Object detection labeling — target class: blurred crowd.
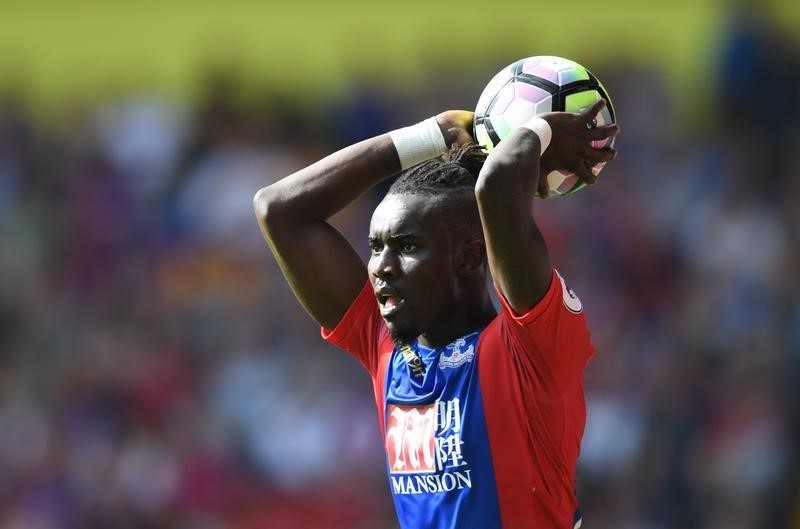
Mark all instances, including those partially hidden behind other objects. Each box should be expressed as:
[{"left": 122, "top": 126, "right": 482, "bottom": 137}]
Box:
[{"left": 1, "top": 7, "right": 799, "bottom": 529}]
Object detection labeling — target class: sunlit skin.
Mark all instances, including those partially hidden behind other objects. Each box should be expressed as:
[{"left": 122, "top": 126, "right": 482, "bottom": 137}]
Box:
[
  {"left": 254, "top": 100, "right": 619, "bottom": 528},
  {"left": 255, "top": 102, "right": 618, "bottom": 335},
  {"left": 368, "top": 194, "right": 496, "bottom": 348}
]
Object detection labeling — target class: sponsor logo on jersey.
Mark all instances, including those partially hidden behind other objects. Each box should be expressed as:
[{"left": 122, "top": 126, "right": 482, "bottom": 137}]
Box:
[
  {"left": 390, "top": 469, "right": 473, "bottom": 495},
  {"left": 386, "top": 403, "right": 437, "bottom": 473},
  {"left": 438, "top": 338, "right": 475, "bottom": 370},
  {"left": 399, "top": 343, "right": 426, "bottom": 380},
  {"left": 556, "top": 270, "right": 583, "bottom": 314},
  {"left": 386, "top": 398, "right": 473, "bottom": 495}
]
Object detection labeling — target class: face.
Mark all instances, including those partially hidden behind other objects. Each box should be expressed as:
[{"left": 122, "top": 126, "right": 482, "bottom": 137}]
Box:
[{"left": 368, "top": 194, "right": 461, "bottom": 346}]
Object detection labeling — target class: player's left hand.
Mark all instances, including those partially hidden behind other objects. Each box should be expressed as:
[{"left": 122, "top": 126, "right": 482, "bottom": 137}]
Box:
[
  {"left": 539, "top": 99, "right": 619, "bottom": 194},
  {"left": 435, "top": 110, "right": 475, "bottom": 148}
]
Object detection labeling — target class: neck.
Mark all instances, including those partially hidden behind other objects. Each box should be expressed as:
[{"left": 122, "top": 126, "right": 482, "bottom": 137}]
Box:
[{"left": 417, "top": 290, "right": 496, "bottom": 349}]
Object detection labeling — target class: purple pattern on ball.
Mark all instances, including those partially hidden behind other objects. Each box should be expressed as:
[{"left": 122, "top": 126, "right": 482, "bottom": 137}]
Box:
[
  {"left": 514, "top": 82, "right": 550, "bottom": 104},
  {"left": 591, "top": 162, "right": 606, "bottom": 176},
  {"left": 556, "top": 172, "right": 578, "bottom": 194},
  {"left": 523, "top": 65, "right": 559, "bottom": 84}
]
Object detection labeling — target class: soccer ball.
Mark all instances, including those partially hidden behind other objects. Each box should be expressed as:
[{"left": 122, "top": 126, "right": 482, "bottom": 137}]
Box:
[{"left": 474, "top": 56, "right": 616, "bottom": 198}]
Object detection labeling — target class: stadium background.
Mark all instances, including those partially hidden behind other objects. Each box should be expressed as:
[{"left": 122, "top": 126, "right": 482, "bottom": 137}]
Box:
[{"left": 1, "top": 0, "right": 798, "bottom": 527}]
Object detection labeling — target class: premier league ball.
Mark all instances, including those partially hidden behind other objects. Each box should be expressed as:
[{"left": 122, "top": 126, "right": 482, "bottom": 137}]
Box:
[{"left": 474, "top": 56, "right": 616, "bottom": 198}]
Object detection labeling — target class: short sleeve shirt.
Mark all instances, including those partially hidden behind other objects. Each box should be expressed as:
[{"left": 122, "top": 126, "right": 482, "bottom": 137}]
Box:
[{"left": 322, "top": 269, "right": 593, "bottom": 529}]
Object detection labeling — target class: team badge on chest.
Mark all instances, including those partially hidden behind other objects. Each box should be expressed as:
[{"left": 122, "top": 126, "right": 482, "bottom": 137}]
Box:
[{"left": 438, "top": 338, "right": 475, "bottom": 369}]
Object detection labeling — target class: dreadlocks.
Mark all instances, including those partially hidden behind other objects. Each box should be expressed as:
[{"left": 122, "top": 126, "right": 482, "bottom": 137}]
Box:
[
  {"left": 387, "top": 142, "right": 488, "bottom": 243},
  {"left": 389, "top": 142, "right": 487, "bottom": 195}
]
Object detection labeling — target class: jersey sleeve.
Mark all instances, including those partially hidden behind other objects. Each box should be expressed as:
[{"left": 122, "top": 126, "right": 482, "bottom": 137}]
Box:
[
  {"left": 494, "top": 268, "right": 594, "bottom": 393},
  {"left": 321, "top": 280, "right": 386, "bottom": 377}
]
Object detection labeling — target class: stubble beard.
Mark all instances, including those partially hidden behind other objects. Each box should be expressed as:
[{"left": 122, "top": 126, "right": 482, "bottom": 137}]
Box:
[{"left": 388, "top": 322, "right": 419, "bottom": 349}]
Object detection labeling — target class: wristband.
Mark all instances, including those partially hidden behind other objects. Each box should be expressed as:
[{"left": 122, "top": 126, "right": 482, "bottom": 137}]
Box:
[
  {"left": 520, "top": 117, "right": 552, "bottom": 155},
  {"left": 389, "top": 117, "right": 448, "bottom": 170}
]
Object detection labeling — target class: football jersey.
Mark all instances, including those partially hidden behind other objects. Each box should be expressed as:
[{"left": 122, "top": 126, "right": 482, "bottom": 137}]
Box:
[{"left": 322, "top": 269, "right": 593, "bottom": 529}]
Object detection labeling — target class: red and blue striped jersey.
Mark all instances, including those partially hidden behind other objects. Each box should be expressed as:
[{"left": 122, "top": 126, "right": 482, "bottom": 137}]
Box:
[{"left": 322, "top": 269, "right": 593, "bottom": 529}]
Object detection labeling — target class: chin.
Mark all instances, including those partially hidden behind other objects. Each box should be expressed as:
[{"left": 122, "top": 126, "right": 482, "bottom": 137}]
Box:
[{"left": 387, "top": 321, "right": 419, "bottom": 348}]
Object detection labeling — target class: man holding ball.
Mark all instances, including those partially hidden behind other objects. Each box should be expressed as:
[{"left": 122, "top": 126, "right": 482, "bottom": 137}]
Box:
[{"left": 254, "top": 100, "right": 618, "bottom": 528}]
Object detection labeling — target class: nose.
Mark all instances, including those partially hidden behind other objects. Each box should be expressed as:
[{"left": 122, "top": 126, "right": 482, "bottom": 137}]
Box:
[{"left": 371, "top": 247, "right": 400, "bottom": 280}]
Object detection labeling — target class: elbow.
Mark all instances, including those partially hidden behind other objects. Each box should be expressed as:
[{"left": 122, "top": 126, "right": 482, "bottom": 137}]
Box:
[
  {"left": 474, "top": 159, "right": 511, "bottom": 201},
  {"left": 253, "top": 185, "right": 270, "bottom": 223},
  {"left": 475, "top": 132, "right": 539, "bottom": 201},
  {"left": 253, "top": 184, "right": 286, "bottom": 229}
]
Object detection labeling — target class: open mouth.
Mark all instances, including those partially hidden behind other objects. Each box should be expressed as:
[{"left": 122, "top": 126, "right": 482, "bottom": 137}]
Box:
[{"left": 377, "top": 293, "right": 406, "bottom": 318}]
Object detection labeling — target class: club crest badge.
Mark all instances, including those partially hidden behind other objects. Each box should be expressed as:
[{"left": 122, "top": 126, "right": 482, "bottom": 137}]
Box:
[{"left": 438, "top": 338, "right": 475, "bottom": 369}]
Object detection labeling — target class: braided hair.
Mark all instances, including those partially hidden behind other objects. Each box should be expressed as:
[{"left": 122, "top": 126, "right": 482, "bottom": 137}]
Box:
[
  {"left": 387, "top": 143, "right": 488, "bottom": 243},
  {"left": 389, "top": 142, "right": 487, "bottom": 195}
]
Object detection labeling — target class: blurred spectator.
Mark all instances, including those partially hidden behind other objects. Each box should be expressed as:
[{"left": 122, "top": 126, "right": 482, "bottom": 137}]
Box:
[{"left": 0, "top": 7, "right": 797, "bottom": 527}]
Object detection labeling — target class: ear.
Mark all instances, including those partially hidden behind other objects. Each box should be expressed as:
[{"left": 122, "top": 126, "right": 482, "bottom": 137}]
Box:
[{"left": 457, "top": 240, "right": 486, "bottom": 276}]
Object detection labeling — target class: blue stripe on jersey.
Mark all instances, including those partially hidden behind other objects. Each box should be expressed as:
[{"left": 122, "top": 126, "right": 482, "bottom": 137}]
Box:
[{"left": 384, "top": 331, "right": 502, "bottom": 529}]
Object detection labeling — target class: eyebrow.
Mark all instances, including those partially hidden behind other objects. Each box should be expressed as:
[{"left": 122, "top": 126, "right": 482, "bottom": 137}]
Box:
[{"left": 367, "top": 233, "right": 418, "bottom": 243}]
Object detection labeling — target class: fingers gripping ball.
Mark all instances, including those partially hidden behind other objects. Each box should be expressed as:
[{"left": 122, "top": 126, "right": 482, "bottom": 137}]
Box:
[{"left": 474, "top": 56, "right": 616, "bottom": 198}]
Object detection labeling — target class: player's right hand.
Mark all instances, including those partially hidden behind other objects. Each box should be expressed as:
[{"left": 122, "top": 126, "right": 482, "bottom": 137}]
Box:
[
  {"left": 435, "top": 110, "right": 475, "bottom": 148},
  {"left": 539, "top": 99, "right": 619, "bottom": 186}
]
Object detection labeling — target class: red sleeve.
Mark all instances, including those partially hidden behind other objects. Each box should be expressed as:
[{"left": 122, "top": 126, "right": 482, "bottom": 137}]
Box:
[
  {"left": 494, "top": 268, "right": 594, "bottom": 393},
  {"left": 321, "top": 280, "right": 386, "bottom": 377}
]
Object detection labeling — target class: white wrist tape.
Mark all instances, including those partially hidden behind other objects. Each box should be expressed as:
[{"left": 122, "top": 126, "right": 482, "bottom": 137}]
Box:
[
  {"left": 389, "top": 117, "right": 448, "bottom": 170},
  {"left": 520, "top": 117, "right": 552, "bottom": 155}
]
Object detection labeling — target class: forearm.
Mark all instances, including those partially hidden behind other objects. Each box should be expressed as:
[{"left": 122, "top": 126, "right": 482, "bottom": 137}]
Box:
[
  {"left": 475, "top": 126, "right": 552, "bottom": 313},
  {"left": 252, "top": 115, "right": 456, "bottom": 328},
  {"left": 254, "top": 113, "right": 455, "bottom": 225},
  {"left": 476, "top": 106, "right": 617, "bottom": 314},
  {"left": 250, "top": 134, "right": 397, "bottom": 328},
  {"left": 254, "top": 134, "right": 399, "bottom": 224}
]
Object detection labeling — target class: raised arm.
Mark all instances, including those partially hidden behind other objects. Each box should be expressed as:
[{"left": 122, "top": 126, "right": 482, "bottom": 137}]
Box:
[
  {"left": 474, "top": 100, "right": 619, "bottom": 314},
  {"left": 253, "top": 112, "right": 473, "bottom": 329}
]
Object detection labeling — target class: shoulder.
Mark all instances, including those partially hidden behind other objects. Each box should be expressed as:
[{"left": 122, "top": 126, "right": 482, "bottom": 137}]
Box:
[
  {"left": 492, "top": 268, "right": 584, "bottom": 327},
  {"left": 479, "top": 267, "right": 591, "bottom": 354}
]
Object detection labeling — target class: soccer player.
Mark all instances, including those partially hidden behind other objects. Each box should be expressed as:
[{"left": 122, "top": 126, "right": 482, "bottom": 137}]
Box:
[{"left": 253, "top": 100, "right": 618, "bottom": 529}]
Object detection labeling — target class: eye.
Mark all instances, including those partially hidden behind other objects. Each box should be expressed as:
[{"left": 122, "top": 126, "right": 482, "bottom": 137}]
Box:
[
  {"left": 400, "top": 243, "right": 417, "bottom": 253},
  {"left": 369, "top": 241, "right": 383, "bottom": 254}
]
